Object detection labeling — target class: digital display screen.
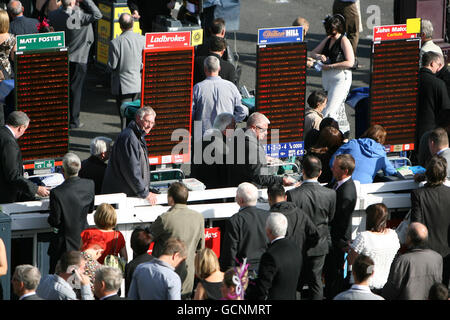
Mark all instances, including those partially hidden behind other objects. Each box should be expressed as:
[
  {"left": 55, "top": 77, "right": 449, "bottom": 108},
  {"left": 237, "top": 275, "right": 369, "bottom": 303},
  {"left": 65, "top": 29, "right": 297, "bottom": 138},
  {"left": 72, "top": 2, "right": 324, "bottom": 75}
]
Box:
[
  {"left": 370, "top": 39, "right": 419, "bottom": 146},
  {"left": 15, "top": 50, "right": 69, "bottom": 161},
  {"left": 256, "top": 42, "right": 307, "bottom": 153},
  {"left": 141, "top": 48, "right": 193, "bottom": 161}
]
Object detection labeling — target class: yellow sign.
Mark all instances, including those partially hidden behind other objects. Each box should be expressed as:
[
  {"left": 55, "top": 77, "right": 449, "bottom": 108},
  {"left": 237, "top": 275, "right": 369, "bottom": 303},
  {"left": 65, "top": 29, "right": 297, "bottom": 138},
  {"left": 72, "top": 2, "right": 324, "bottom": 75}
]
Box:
[
  {"left": 406, "top": 18, "right": 421, "bottom": 34},
  {"left": 115, "top": 7, "right": 132, "bottom": 20},
  {"left": 98, "top": 3, "right": 112, "bottom": 18},
  {"left": 113, "top": 22, "right": 142, "bottom": 39},
  {"left": 191, "top": 29, "right": 203, "bottom": 46},
  {"left": 97, "top": 19, "right": 111, "bottom": 65}
]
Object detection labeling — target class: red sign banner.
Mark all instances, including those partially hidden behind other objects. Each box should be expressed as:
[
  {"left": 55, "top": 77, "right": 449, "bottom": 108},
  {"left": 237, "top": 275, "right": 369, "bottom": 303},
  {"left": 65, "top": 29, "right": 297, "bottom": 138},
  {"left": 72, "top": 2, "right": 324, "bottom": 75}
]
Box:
[
  {"left": 373, "top": 24, "right": 417, "bottom": 42},
  {"left": 145, "top": 31, "right": 191, "bottom": 49}
]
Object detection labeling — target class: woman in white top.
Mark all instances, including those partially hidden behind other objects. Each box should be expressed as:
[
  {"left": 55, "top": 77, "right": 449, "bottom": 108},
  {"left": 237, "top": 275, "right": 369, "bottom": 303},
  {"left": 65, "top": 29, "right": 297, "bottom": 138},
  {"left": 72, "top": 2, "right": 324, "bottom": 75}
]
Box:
[{"left": 348, "top": 203, "right": 400, "bottom": 292}]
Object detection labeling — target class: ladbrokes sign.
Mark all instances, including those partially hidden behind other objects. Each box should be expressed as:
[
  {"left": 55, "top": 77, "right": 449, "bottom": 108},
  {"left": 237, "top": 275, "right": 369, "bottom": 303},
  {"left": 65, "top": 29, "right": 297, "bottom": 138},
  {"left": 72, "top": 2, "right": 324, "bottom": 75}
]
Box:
[{"left": 145, "top": 31, "right": 191, "bottom": 49}]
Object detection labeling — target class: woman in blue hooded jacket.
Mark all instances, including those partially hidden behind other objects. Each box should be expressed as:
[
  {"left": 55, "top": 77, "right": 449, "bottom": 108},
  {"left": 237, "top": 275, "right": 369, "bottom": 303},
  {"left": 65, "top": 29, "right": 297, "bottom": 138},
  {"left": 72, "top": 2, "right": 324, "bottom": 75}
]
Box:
[{"left": 330, "top": 125, "right": 397, "bottom": 184}]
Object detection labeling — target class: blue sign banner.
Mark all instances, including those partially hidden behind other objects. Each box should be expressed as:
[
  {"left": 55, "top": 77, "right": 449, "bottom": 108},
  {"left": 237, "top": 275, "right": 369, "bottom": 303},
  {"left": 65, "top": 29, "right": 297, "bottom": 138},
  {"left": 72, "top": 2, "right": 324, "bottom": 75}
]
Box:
[
  {"left": 265, "top": 141, "right": 304, "bottom": 158},
  {"left": 258, "top": 26, "right": 304, "bottom": 45}
]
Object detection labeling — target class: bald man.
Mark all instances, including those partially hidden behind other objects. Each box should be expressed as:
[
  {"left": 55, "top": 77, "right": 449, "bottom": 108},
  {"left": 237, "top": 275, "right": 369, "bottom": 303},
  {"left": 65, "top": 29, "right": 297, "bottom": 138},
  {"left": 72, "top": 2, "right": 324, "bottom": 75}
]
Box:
[{"left": 382, "top": 223, "right": 443, "bottom": 300}]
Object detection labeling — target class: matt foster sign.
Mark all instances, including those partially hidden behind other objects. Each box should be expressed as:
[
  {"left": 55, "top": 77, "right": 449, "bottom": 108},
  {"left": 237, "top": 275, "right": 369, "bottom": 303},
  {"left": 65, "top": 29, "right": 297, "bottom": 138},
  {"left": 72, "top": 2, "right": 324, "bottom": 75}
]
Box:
[{"left": 145, "top": 31, "right": 191, "bottom": 49}]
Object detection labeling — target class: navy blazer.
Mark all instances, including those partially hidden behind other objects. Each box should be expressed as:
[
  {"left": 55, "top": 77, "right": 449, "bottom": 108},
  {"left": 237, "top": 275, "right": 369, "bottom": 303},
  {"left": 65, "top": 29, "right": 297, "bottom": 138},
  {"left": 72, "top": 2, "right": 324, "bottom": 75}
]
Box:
[{"left": 9, "top": 16, "right": 39, "bottom": 35}]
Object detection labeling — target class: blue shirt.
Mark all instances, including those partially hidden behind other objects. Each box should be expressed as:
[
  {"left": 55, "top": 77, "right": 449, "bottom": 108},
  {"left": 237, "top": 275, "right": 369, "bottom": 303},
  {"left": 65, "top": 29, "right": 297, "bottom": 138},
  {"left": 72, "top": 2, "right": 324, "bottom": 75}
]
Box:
[
  {"left": 192, "top": 76, "right": 248, "bottom": 135},
  {"left": 128, "top": 258, "right": 181, "bottom": 300}
]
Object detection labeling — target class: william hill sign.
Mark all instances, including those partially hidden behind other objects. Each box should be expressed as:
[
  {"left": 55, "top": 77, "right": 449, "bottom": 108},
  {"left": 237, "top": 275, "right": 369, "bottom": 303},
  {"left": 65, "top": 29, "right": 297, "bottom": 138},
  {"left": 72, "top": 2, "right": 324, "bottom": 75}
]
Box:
[{"left": 258, "top": 26, "right": 304, "bottom": 45}]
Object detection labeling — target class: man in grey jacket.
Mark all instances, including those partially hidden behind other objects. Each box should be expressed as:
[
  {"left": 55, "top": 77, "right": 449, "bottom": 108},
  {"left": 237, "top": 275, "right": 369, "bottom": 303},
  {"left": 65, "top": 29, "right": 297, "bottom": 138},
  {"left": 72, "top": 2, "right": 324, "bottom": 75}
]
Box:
[
  {"left": 48, "top": 0, "right": 102, "bottom": 129},
  {"left": 382, "top": 223, "right": 443, "bottom": 300},
  {"left": 101, "top": 106, "right": 158, "bottom": 205},
  {"left": 108, "top": 13, "right": 145, "bottom": 129}
]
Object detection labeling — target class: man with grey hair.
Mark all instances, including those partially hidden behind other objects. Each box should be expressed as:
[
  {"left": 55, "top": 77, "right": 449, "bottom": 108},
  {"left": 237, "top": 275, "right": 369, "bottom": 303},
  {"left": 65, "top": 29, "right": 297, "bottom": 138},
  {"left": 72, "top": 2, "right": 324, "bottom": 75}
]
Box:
[
  {"left": 219, "top": 182, "right": 270, "bottom": 275},
  {"left": 48, "top": 0, "right": 102, "bottom": 129},
  {"left": 192, "top": 55, "right": 247, "bottom": 136},
  {"left": 108, "top": 12, "right": 145, "bottom": 130},
  {"left": 79, "top": 136, "right": 112, "bottom": 194},
  {"left": 102, "top": 106, "right": 158, "bottom": 205},
  {"left": 11, "top": 264, "right": 43, "bottom": 300},
  {"left": 420, "top": 19, "right": 443, "bottom": 66},
  {"left": 0, "top": 111, "right": 50, "bottom": 203},
  {"left": 246, "top": 212, "right": 303, "bottom": 300},
  {"left": 7, "top": 0, "right": 39, "bottom": 35},
  {"left": 227, "top": 112, "right": 297, "bottom": 188},
  {"left": 47, "top": 152, "right": 95, "bottom": 273},
  {"left": 191, "top": 112, "right": 236, "bottom": 189},
  {"left": 382, "top": 222, "right": 443, "bottom": 300},
  {"left": 94, "top": 266, "right": 124, "bottom": 300}
]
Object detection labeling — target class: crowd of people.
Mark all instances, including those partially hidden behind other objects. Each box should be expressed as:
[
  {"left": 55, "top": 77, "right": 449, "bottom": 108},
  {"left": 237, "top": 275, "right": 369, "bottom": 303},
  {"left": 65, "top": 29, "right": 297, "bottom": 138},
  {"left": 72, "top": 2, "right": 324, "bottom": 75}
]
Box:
[{"left": 0, "top": 0, "right": 449, "bottom": 302}]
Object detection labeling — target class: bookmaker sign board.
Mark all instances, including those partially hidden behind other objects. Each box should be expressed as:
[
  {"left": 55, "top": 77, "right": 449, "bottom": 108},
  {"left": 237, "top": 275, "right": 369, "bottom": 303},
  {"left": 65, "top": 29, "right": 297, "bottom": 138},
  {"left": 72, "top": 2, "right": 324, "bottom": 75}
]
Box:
[
  {"left": 17, "top": 32, "right": 65, "bottom": 52},
  {"left": 373, "top": 24, "right": 417, "bottom": 42},
  {"left": 258, "top": 26, "right": 303, "bottom": 45},
  {"left": 145, "top": 31, "right": 191, "bottom": 49}
]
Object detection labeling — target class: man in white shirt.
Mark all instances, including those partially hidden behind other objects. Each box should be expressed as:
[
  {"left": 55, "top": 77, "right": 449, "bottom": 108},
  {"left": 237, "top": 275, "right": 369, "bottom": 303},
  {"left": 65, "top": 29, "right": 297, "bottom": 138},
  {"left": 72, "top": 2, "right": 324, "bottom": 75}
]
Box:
[
  {"left": 11, "top": 264, "right": 44, "bottom": 300},
  {"left": 420, "top": 19, "right": 443, "bottom": 66},
  {"left": 334, "top": 254, "right": 384, "bottom": 300},
  {"left": 37, "top": 251, "right": 94, "bottom": 300}
]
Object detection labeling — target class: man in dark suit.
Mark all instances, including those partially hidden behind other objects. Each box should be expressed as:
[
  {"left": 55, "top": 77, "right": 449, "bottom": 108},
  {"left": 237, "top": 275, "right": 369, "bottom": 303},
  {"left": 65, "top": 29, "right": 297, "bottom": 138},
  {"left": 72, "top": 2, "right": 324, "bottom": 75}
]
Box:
[
  {"left": 246, "top": 212, "right": 302, "bottom": 300},
  {"left": 127, "top": 0, "right": 175, "bottom": 34},
  {"left": 7, "top": 0, "right": 38, "bottom": 35},
  {"left": 227, "top": 112, "right": 297, "bottom": 188},
  {"left": 190, "top": 112, "right": 236, "bottom": 189},
  {"left": 193, "top": 36, "right": 237, "bottom": 86},
  {"left": 94, "top": 266, "right": 126, "bottom": 300},
  {"left": 416, "top": 51, "right": 450, "bottom": 150},
  {"left": 411, "top": 155, "right": 450, "bottom": 288},
  {"left": 267, "top": 183, "right": 319, "bottom": 266},
  {"left": 47, "top": 152, "right": 95, "bottom": 274},
  {"left": 219, "top": 182, "right": 270, "bottom": 276},
  {"left": 0, "top": 111, "right": 49, "bottom": 203},
  {"left": 124, "top": 227, "right": 154, "bottom": 296},
  {"left": 78, "top": 136, "right": 112, "bottom": 194},
  {"left": 324, "top": 153, "right": 357, "bottom": 299},
  {"left": 12, "top": 264, "right": 44, "bottom": 300},
  {"left": 48, "top": 0, "right": 102, "bottom": 129},
  {"left": 286, "top": 154, "right": 336, "bottom": 300}
]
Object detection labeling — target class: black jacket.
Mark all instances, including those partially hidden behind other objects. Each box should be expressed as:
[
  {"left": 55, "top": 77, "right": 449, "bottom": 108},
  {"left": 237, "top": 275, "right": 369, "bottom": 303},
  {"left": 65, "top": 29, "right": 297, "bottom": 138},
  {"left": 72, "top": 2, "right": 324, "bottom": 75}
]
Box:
[
  {"left": 79, "top": 155, "right": 107, "bottom": 195},
  {"left": 219, "top": 206, "right": 270, "bottom": 273},
  {"left": 270, "top": 201, "right": 319, "bottom": 256},
  {"left": 247, "top": 238, "right": 302, "bottom": 300},
  {"left": 127, "top": 0, "right": 171, "bottom": 33},
  {"left": 47, "top": 176, "right": 95, "bottom": 261},
  {"left": 190, "top": 129, "right": 230, "bottom": 189},
  {"left": 411, "top": 184, "right": 450, "bottom": 258},
  {"left": 193, "top": 52, "right": 237, "bottom": 86},
  {"left": 0, "top": 126, "right": 38, "bottom": 203},
  {"left": 102, "top": 120, "right": 150, "bottom": 198},
  {"left": 226, "top": 128, "right": 283, "bottom": 188},
  {"left": 286, "top": 181, "right": 336, "bottom": 256},
  {"left": 417, "top": 67, "right": 450, "bottom": 145},
  {"left": 327, "top": 178, "right": 357, "bottom": 249}
]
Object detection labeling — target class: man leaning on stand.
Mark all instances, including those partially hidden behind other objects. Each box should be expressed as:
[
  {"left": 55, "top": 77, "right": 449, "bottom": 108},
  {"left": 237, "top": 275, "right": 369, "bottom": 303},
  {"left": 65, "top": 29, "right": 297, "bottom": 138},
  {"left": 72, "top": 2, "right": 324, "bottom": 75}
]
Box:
[{"left": 0, "top": 111, "right": 49, "bottom": 204}]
